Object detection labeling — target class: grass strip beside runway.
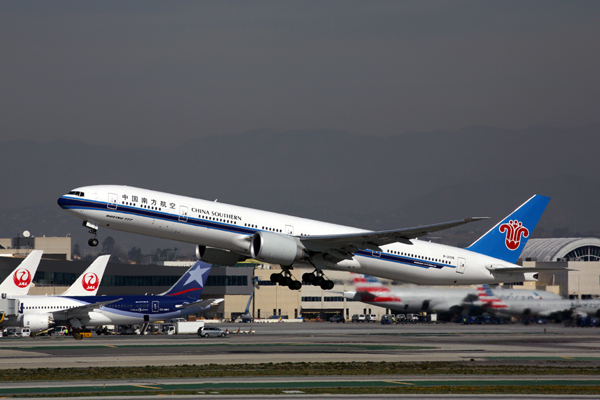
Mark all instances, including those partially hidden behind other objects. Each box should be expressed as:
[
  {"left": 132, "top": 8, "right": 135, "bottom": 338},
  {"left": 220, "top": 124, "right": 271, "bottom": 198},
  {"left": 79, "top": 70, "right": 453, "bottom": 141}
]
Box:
[{"left": 2, "top": 361, "right": 600, "bottom": 382}]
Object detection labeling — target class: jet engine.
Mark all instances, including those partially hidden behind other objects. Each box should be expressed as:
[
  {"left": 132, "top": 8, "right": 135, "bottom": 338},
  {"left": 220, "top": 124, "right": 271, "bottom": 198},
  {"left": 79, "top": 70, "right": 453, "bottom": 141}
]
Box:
[
  {"left": 196, "top": 245, "right": 245, "bottom": 266},
  {"left": 22, "top": 313, "right": 53, "bottom": 331},
  {"left": 250, "top": 231, "right": 306, "bottom": 265}
]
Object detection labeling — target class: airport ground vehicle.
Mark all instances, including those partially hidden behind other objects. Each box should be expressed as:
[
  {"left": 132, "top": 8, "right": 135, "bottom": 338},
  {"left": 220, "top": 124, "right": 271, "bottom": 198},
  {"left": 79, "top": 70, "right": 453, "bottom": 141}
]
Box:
[
  {"left": 381, "top": 315, "right": 395, "bottom": 324},
  {"left": 197, "top": 326, "right": 228, "bottom": 338},
  {"left": 351, "top": 314, "right": 366, "bottom": 322},
  {"left": 162, "top": 325, "right": 176, "bottom": 335},
  {"left": 54, "top": 326, "right": 69, "bottom": 336},
  {"left": 174, "top": 321, "right": 205, "bottom": 334},
  {"left": 329, "top": 315, "right": 345, "bottom": 323},
  {"left": 366, "top": 314, "right": 378, "bottom": 322}
]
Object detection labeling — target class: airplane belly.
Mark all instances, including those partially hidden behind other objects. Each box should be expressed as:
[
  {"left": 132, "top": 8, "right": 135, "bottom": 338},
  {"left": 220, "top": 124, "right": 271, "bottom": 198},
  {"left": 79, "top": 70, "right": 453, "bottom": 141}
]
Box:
[
  {"left": 80, "top": 312, "right": 116, "bottom": 326},
  {"left": 354, "top": 255, "right": 497, "bottom": 285}
]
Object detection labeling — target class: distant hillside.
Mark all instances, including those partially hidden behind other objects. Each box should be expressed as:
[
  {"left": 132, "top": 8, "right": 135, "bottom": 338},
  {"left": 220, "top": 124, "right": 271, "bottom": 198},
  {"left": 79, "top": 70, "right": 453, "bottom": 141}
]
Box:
[{"left": 1, "top": 124, "right": 599, "bottom": 253}]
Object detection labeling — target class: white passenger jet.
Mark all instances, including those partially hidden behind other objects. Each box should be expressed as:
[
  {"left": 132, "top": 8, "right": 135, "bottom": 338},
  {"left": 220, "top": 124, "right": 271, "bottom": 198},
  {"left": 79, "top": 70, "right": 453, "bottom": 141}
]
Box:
[
  {"left": 477, "top": 285, "right": 599, "bottom": 320},
  {"left": 58, "top": 185, "right": 562, "bottom": 290},
  {"left": 343, "top": 274, "right": 562, "bottom": 316}
]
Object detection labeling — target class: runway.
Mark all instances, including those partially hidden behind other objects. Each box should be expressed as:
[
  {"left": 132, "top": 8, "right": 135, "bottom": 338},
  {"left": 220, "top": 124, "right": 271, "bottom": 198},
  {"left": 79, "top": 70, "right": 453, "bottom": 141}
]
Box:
[
  {"left": 2, "top": 322, "right": 600, "bottom": 397},
  {"left": 1, "top": 322, "right": 600, "bottom": 368}
]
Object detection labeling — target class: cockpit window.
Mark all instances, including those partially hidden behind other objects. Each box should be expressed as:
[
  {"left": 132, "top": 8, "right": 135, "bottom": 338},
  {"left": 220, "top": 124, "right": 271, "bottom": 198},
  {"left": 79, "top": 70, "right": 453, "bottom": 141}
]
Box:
[{"left": 68, "top": 191, "right": 85, "bottom": 197}]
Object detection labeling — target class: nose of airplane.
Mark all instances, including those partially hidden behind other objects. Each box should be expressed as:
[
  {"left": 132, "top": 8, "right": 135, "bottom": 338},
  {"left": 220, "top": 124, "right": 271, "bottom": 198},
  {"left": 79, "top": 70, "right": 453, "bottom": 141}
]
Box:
[{"left": 57, "top": 196, "right": 69, "bottom": 209}]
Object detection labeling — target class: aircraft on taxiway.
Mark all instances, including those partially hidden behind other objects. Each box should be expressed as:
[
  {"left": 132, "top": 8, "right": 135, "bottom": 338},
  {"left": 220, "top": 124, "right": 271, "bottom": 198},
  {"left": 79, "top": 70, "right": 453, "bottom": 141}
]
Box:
[{"left": 58, "top": 185, "right": 568, "bottom": 290}]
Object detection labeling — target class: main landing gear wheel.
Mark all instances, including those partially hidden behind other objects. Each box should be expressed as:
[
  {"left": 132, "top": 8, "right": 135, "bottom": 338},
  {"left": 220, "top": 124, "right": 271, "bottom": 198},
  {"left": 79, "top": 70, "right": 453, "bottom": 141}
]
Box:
[
  {"left": 270, "top": 269, "right": 302, "bottom": 290},
  {"left": 88, "top": 238, "right": 99, "bottom": 247},
  {"left": 306, "top": 269, "right": 334, "bottom": 290}
]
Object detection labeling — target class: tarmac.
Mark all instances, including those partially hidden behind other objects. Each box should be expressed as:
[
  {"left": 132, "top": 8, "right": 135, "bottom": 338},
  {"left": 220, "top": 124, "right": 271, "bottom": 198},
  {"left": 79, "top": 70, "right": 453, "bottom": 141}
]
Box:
[
  {"left": 1, "top": 322, "right": 600, "bottom": 368},
  {"left": 1, "top": 322, "right": 600, "bottom": 398}
]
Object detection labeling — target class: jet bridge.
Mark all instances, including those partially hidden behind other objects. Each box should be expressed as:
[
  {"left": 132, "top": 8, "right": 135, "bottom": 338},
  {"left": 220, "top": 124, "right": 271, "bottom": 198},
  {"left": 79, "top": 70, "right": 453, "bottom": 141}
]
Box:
[{"left": 0, "top": 295, "right": 19, "bottom": 323}]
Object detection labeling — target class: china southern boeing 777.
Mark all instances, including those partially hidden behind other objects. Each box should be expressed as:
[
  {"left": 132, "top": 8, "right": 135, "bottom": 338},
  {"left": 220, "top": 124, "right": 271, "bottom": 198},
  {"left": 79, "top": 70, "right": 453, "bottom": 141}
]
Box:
[{"left": 58, "top": 185, "right": 562, "bottom": 290}]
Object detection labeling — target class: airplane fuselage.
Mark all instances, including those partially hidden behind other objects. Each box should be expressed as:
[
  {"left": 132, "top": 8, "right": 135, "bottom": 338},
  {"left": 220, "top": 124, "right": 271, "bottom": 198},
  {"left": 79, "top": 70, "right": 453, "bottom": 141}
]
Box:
[
  {"left": 58, "top": 185, "right": 537, "bottom": 286},
  {"left": 0, "top": 294, "right": 208, "bottom": 330},
  {"left": 347, "top": 286, "right": 562, "bottom": 314}
]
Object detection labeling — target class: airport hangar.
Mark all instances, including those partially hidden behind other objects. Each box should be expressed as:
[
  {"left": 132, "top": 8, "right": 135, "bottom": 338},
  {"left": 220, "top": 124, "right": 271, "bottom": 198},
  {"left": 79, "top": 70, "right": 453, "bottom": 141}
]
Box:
[{"left": 1, "top": 235, "right": 600, "bottom": 321}]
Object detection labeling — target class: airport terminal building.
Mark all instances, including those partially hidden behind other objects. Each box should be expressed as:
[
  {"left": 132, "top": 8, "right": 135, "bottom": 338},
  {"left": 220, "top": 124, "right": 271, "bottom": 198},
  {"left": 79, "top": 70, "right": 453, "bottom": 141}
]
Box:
[{"left": 2, "top": 235, "right": 600, "bottom": 320}]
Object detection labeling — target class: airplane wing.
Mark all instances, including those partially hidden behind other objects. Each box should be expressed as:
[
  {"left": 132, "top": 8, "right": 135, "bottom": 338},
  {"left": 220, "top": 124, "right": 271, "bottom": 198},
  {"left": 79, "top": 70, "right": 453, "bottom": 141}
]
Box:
[
  {"left": 537, "top": 308, "right": 571, "bottom": 317},
  {"left": 52, "top": 298, "right": 122, "bottom": 320},
  {"left": 175, "top": 298, "right": 224, "bottom": 310},
  {"left": 299, "top": 217, "right": 488, "bottom": 255}
]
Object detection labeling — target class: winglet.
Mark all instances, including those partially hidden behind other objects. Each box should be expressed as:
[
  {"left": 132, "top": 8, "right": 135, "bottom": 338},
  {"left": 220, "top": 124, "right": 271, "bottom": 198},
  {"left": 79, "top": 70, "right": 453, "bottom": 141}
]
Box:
[{"left": 467, "top": 195, "right": 550, "bottom": 263}]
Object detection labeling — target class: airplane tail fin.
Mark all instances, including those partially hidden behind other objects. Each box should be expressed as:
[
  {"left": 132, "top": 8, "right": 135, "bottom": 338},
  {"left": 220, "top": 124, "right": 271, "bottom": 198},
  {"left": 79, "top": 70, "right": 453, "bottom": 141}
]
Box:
[
  {"left": 476, "top": 284, "right": 508, "bottom": 310},
  {"left": 466, "top": 195, "right": 550, "bottom": 263},
  {"left": 0, "top": 250, "right": 43, "bottom": 296},
  {"left": 351, "top": 273, "right": 401, "bottom": 302},
  {"left": 60, "top": 255, "right": 110, "bottom": 296},
  {"left": 160, "top": 260, "right": 213, "bottom": 300}
]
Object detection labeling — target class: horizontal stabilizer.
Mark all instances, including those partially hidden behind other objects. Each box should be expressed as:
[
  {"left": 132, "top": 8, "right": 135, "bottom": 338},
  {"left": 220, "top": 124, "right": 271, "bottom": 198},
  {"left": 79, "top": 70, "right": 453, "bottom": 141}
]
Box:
[
  {"left": 486, "top": 266, "right": 576, "bottom": 273},
  {"left": 175, "top": 298, "right": 224, "bottom": 309}
]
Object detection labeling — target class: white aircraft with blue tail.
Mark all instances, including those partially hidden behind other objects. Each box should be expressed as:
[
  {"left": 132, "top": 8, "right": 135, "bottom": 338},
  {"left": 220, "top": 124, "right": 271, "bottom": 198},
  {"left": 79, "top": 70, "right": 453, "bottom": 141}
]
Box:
[{"left": 58, "top": 185, "right": 567, "bottom": 290}]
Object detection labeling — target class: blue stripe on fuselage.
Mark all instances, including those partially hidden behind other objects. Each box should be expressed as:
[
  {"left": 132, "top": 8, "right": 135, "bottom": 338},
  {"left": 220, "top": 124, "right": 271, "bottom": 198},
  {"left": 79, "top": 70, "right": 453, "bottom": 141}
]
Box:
[
  {"left": 60, "top": 196, "right": 454, "bottom": 271},
  {"left": 58, "top": 196, "right": 256, "bottom": 236},
  {"left": 354, "top": 250, "right": 453, "bottom": 270}
]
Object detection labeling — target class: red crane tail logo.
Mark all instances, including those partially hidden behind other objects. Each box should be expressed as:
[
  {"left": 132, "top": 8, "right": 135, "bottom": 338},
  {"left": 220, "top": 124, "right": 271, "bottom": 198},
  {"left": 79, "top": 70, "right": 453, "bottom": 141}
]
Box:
[
  {"left": 82, "top": 272, "right": 99, "bottom": 291},
  {"left": 13, "top": 269, "right": 32, "bottom": 288}
]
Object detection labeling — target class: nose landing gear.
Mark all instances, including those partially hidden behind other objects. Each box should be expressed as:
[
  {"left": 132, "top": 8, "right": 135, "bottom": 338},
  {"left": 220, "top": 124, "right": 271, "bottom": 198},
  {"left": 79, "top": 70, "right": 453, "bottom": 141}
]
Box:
[{"left": 83, "top": 221, "right": 99, "bottom": 247}]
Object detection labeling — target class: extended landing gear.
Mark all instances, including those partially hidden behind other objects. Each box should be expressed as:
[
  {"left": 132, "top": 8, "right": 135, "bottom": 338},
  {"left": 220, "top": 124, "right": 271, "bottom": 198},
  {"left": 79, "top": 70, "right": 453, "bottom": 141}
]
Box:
[
  {"left": 303, "top": 270, "right": 334, "bottom": 290},
  {"left": 270, "top": 268, "right": 335, "bottom": 291},
  {"left": 83, "top": 221, "right": 99, "bottom": 247},
  {"left": 270, "top": 269, "right": 302, "bottom": 290}
]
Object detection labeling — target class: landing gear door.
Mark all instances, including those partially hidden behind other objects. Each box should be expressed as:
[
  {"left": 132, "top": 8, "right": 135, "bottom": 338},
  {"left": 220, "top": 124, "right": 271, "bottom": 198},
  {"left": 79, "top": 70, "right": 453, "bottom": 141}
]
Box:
[
  {"left": 456, "top": 257, "right": 466, "bottom": 274},
  {"left": 108, "top": 193, "right": 118, "bottom": 210}
]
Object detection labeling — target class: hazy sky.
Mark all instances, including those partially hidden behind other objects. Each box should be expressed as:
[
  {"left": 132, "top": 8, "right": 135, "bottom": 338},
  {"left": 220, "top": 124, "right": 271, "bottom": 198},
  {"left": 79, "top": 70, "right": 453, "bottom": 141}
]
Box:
[{"left": 1, "top": 1, "right": 599, "bottom": 148}]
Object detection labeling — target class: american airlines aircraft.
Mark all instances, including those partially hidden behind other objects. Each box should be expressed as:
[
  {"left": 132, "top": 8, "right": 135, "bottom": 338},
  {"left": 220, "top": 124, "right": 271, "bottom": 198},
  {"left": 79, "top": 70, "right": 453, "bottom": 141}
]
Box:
[
  {"left": 58, "top": 185, "right": 562, "bottom": 290},
  {"left": 477, "top": 285, "right": 599, "bottom": 320},
  {"left": 343, "top": 274, "right": 562, "bottom": 316},
  {"left": 0, "top": 261, "right": 222, "bottom": 332}
]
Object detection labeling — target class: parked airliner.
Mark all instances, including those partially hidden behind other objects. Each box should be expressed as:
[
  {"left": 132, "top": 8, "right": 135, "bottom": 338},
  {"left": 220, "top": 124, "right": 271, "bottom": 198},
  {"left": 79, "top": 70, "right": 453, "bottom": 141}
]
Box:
[
  {"left": 477, "top": 285, "right": 599, "bottom": 320},
  {"left": 343, "top": 274, "right": 562, "bottom": 316},
  {"left": 58, "top": 185, "right": 564, "bottom": 290},
  {"left": 0, "top": 261, "right": 222, "bottom": 332}
]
